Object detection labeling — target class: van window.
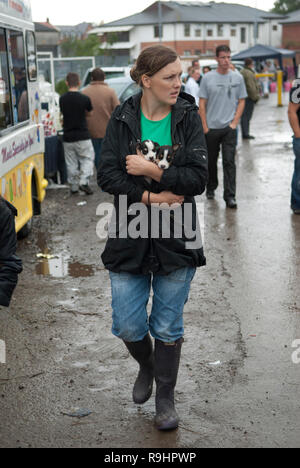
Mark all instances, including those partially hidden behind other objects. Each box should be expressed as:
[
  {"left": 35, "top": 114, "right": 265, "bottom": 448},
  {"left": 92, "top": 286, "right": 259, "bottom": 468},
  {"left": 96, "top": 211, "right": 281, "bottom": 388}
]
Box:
[
  {"left": 0, "top": 28, "right": 13, "bottom": 130},
  {"left": 8, "top": 29, "right": 29, "bottom": 123},
  {"left": 26, "top": 31, "right": 37, "bottom": 81}
]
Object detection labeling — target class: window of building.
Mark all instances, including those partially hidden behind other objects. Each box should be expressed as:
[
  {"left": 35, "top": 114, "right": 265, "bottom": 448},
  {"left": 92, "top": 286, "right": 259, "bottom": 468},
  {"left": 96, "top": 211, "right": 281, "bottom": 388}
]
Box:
[
  {"left": 195, "top": 49, "right": 202, "bottom": 56},
  {"left": 183, "top": 50, "right": 191, "bottom": 56},
  {"left": 154, "top": 25, "right": 163, "bottom": 38},
  {"left": 240, "top": 27, "right": 246, "bottom": 44},
  {"left": 8, "top": 29, "right": 29, "bottom": 124},
  {"left": 26, "top": 31, "right": 37, "bottom": 81},
  {"left": 0, "top": 28, "right": 13, "bottom": 131},
  {"left": 184, "top": 24, "right": 191, "bottom": 37},
  {"left": 195, "top": 28, "right": 202, "bottom": 37},
  {"left": 273, "top": 25, "right": 278, "bottom": 31},
  {"left": 207, "top": 29, "right": 213, "bottom": 37},
  {"left": 231, "top": 29, "right": 236, "bottom": 37},
  {"left": 217, "top": 24, "right": 224, "bottom": 37}
]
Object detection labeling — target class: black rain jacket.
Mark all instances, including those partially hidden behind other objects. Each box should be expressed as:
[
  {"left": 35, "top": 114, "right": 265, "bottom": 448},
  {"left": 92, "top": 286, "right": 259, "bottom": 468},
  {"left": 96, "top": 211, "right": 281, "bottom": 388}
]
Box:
[
  {"left": 98, "top": 91, "right": 208, "bottom": 275},
  {"left": 0, "top": 198, "right": 23, "bottom": 307}
]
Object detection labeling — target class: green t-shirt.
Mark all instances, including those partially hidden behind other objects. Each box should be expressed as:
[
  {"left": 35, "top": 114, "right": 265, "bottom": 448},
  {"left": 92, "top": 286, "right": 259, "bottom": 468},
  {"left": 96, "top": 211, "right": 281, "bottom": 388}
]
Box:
[{"left": 141, "top": 111, "right": 172, "bottom": 146}]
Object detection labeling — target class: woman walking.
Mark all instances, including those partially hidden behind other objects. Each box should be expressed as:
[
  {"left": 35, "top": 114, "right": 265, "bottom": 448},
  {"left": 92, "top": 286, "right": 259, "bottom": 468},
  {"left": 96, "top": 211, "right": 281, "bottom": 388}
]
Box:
[{"left": 98, "top": 45, "right": 208, "bottom": 431}]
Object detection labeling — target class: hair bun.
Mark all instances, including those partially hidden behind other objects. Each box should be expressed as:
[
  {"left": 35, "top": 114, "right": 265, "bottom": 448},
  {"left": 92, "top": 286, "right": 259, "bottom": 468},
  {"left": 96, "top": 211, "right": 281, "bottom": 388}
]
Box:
[{"left": 130, "top": 66, "right": 139, "bottom": 84}]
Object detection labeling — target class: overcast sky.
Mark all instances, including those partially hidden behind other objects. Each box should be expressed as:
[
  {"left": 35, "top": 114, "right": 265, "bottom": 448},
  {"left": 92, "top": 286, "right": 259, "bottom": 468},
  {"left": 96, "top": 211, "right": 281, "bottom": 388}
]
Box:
[{"left": 31, "top": 0, "right": 277, "bottom": 25}]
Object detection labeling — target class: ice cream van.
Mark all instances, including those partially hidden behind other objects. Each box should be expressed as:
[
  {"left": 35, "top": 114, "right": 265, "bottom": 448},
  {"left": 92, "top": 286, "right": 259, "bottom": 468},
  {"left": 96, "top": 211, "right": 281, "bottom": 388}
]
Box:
[{"left": 0, "top": 0, "right": 47, "bottom": 237}]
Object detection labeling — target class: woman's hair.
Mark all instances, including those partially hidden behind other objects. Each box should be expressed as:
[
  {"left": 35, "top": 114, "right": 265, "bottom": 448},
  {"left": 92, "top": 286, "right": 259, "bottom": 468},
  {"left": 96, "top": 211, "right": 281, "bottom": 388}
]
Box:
[{"left": 130, "top": 45, "right": 179, "bottom": 86}]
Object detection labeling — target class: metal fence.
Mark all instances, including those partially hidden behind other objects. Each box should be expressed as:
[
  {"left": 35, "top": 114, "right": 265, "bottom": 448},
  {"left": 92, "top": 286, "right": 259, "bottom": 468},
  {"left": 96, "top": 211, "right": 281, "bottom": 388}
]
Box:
[
  {"left": 37, "top": 53, "right": 130, "bottom": 88},
  {"left": 37, "top": 53, "right": 96, "bottom": 87}
]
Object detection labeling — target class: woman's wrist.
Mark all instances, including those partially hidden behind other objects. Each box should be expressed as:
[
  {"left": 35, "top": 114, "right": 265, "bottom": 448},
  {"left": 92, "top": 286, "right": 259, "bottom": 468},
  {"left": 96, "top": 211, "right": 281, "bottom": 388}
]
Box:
[{"left": 146, "top": 164, "right": 163, "bottom": 183}]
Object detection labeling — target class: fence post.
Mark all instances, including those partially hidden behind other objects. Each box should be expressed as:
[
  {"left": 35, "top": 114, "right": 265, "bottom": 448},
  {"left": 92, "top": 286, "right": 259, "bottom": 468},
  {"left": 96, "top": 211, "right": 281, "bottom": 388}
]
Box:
[{"left": 277, "top": 70, "right": 283, "bottom": 107}]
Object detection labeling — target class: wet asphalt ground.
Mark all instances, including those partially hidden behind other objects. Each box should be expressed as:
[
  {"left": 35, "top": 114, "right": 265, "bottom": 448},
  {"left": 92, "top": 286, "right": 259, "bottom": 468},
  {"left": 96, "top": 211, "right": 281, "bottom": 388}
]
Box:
[{"left": 0, "top": 93, "right": 300, "bottom": 448}]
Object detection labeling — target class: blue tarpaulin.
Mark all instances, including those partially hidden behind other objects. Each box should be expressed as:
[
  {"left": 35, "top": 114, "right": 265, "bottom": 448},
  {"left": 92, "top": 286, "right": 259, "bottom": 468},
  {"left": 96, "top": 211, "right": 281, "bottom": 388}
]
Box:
[{"left": 232, "top": 44, "right": 297, "bottom": 73}]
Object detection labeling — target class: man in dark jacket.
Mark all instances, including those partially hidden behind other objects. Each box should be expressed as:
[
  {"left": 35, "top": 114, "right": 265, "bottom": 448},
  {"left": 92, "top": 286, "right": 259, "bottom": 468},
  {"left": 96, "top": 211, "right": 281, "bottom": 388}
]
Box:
[
  {"left": 0, "top": 197, "right": 23, "bottom": 307},
  {"left": 240, "top": 58, "right": 260, "bottom": 140}
]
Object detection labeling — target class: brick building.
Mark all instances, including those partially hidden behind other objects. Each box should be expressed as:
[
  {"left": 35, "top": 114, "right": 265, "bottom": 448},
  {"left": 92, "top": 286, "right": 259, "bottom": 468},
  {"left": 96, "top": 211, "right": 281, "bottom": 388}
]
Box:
[
  {"left": 281, "top": 9, "right": 300, "bottom": 63},
  {"left": 34, "top": 20, "right": 60, "bottom": 57}
]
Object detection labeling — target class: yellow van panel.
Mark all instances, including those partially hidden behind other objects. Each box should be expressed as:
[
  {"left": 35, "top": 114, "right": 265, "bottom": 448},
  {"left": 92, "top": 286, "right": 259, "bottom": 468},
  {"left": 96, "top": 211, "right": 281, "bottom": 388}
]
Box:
[{"left": 0, "top": 153, "right": 48, "bottom": 233}]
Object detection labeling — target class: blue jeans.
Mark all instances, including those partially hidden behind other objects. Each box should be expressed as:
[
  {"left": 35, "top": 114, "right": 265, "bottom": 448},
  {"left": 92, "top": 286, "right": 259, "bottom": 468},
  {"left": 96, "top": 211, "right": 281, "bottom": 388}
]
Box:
[
  {"left": 109, "top": 268, "right": 196, "bottom": 343},
  {"left": 292, "top": 137, "right": 300, "bottom": 210},
  {"left": 92, "top": 138, "right": 103, "bottom": 170}
]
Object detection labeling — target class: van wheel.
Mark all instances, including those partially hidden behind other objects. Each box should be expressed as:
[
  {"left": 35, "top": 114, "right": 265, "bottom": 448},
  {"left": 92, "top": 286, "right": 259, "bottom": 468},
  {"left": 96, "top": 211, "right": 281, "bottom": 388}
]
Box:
[{"left": 17, "top": 179, "right": 35, "bottom": 239}]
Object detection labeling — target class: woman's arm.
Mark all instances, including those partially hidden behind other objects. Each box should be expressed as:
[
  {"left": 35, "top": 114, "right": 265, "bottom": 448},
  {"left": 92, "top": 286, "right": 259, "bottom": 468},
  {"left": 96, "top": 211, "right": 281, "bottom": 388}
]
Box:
[
  {"left": 288, "top": 102, "right": 300, "bottom": 137},
  {"left": 97, "top": 117, "right": 145, "bottom": 204},
  {"left": 158, "top": 111, "right": 208, "bottom": 197}
]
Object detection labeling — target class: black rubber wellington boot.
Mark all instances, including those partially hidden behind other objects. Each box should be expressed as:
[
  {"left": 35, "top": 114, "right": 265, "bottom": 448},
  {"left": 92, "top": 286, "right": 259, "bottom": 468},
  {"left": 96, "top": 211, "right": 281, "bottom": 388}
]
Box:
[
  {"left": 154, "top": 338, "right": 184, "bottom": 431},
  {"left": 123, "top": 334, "right": 154, "bottom": 405}
]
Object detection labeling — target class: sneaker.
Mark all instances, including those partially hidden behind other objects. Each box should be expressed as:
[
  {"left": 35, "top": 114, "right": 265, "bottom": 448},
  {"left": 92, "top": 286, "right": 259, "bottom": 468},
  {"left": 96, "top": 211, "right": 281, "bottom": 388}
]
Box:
[{"left": 79, "top": 185, "right": 93, "bottom": 195}]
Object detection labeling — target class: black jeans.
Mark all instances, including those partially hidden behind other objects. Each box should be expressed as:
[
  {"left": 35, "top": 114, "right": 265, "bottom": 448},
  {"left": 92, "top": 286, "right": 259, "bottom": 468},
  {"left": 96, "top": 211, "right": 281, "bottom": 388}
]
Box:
[
  {"left": 241, "top": 98, "right": 255, "bottom": 138},
  {"left": 205, "top": 126, "right": 237, "bottom": 201}
]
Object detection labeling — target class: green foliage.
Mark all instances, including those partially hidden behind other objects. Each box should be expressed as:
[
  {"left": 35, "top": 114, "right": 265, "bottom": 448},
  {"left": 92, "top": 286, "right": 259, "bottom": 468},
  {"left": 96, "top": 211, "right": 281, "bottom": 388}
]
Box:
[
  {"left": 55, "top": 80, "right": 68, "bottom": 96},
  {"left": 272, "top": 0, "right": 300, "bottom": 14},
  {"left": 60, "top": 34, "right": 115, "bottom": 58}
]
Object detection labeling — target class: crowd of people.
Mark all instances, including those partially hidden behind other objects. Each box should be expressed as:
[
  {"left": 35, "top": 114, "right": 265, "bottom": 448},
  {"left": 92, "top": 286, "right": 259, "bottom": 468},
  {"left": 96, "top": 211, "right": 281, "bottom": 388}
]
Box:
[{"left": 1, "top": 44, "right": 299, "bottom": 434}]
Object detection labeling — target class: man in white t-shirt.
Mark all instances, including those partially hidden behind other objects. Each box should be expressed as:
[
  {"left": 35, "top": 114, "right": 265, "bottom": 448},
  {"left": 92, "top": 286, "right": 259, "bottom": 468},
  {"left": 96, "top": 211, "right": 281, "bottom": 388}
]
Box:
[
  {"left": 185, "top": 66, "right": 201, "bottom": 106},
  {"left": 199, "top": 45, "right": 247, "bottom": 209}
]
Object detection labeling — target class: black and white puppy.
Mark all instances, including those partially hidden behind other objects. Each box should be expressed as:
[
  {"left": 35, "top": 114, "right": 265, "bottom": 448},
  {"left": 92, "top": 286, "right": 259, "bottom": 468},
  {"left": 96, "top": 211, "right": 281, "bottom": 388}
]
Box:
[
  {"left": 137, "top": 140, "right": 160, "bottom": 184},
  {"left": 156, "top": 144, "right": 180, "bottom": 170},
  {"left": 136, "top": 140, "right": 160, "bottom": 163}
]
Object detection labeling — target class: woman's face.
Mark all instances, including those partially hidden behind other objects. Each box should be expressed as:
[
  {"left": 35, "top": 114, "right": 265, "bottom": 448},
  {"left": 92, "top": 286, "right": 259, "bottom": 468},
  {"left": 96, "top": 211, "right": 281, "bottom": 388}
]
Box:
[{"left": 143, "top": 58, "right": 183, "bottom": 106}]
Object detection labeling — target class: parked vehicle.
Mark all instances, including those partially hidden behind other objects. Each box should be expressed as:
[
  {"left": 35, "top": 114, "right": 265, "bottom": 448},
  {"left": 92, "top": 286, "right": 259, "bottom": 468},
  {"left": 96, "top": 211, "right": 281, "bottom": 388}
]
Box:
[
  {"left": 82, "top": 76, "right": 141, "bottom": 105},
  {"left": 81, "top": 66, "right": 132, "bottom": 89},
  {"left": 0, "top": 0, "right": 47, "bottom": 238},
  {"left": 199, "top": 59, "right": 245, "bottom": 72}
]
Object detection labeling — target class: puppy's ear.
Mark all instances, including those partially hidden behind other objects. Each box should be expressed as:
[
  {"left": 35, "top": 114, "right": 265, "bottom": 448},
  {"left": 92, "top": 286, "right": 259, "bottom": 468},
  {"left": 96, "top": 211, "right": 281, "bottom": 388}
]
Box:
[
  {"left": 172, "top": 144, "right": 181, "bottom": 153},
  {"left": 154, "top": 142, "right": 160, "bottom": 153}
]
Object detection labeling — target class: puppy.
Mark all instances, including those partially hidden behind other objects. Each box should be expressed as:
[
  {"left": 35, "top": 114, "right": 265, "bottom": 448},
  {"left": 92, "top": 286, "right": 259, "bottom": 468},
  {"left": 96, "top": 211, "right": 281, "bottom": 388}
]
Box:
[
  {"left": 156, "top": 144, "right": 180, "bottom": 170},
  {"left": 137, "top": 140, "right": 160, "bottom": 184},
  {"left": 136, "top": 140, "right": 160, "bottom": 163}
]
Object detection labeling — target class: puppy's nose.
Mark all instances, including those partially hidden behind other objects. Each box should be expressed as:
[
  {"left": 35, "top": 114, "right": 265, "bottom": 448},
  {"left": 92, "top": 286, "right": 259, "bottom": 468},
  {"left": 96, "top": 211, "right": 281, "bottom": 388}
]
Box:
[{"left": 160, "top": 164, "right": 166, "bottom": 170}]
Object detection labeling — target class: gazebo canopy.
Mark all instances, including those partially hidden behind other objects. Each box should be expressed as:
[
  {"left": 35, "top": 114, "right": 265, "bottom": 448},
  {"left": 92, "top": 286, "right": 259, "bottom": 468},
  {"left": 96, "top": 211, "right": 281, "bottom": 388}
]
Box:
[{"left": 232, "top": 44, "right": 297, "bottom": 72}]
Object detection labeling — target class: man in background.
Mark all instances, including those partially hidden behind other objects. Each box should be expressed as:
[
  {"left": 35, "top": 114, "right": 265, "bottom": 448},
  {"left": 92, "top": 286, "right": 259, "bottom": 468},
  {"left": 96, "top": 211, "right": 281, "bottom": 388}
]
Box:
[
  {"left": 240, "top": 58, "right": 260, "bottom": 140},
  {"left": 82, "top": 68, "right": 119, "bottom": 170},
  {"left": 60, "top": 72, "right": 94, "bottom": 195},
  {"left": 0, "top": 198, "right": 23, "bottom": 308},
  {"left": 199, "top": 45, "right": 247, "bottom": 209},
  {"left": 288, "top": 79, "right": 300, "bottom": 215}
]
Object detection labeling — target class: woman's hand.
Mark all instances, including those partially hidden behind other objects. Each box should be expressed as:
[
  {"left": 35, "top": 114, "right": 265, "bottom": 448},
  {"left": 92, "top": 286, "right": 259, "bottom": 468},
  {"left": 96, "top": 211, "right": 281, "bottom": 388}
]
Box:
[
  {"left": 155, "top": 191, "right": 185, "bottom": 207},
  {"left": 126, "top": 154, "right": 154, "bottom": 177}
]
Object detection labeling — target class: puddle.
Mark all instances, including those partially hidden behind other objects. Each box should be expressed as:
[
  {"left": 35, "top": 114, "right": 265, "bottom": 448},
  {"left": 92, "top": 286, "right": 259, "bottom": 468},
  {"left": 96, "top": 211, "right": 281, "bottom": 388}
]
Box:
[{"left": 35, "top": 232, "right": 95, "bottom": 278}]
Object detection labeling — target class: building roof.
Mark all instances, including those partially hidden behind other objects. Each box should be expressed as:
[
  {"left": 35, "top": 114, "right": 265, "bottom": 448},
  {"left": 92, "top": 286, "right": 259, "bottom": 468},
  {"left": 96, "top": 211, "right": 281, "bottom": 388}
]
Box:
[
  {"left": 280, "top": 9, "right": 300, "bottom": 24},
  {"left": 55, "top": 22, "right": 93, "bottom": 35},
  {"left": 34, "top": 22, "right": 60, "bottom": 33},
  {"left": 90, "top": 1, "right": 286, "bottom": 32}
]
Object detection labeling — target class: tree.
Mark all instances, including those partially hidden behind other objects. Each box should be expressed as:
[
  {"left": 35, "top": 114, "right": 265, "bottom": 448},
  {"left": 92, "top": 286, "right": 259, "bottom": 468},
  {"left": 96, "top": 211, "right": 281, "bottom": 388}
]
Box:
[
  {"left": 60, "top": 34, "right": 103, "bottom": 57},
  {"left": 272, "top": 0, "right": 300, "bottom": 14}
]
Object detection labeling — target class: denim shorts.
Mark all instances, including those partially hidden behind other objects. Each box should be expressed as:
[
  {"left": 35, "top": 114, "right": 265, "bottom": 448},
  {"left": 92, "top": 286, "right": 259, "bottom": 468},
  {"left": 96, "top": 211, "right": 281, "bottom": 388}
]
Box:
[{"left": 109, "top": 267, "right": 196, "bottom": 343}]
